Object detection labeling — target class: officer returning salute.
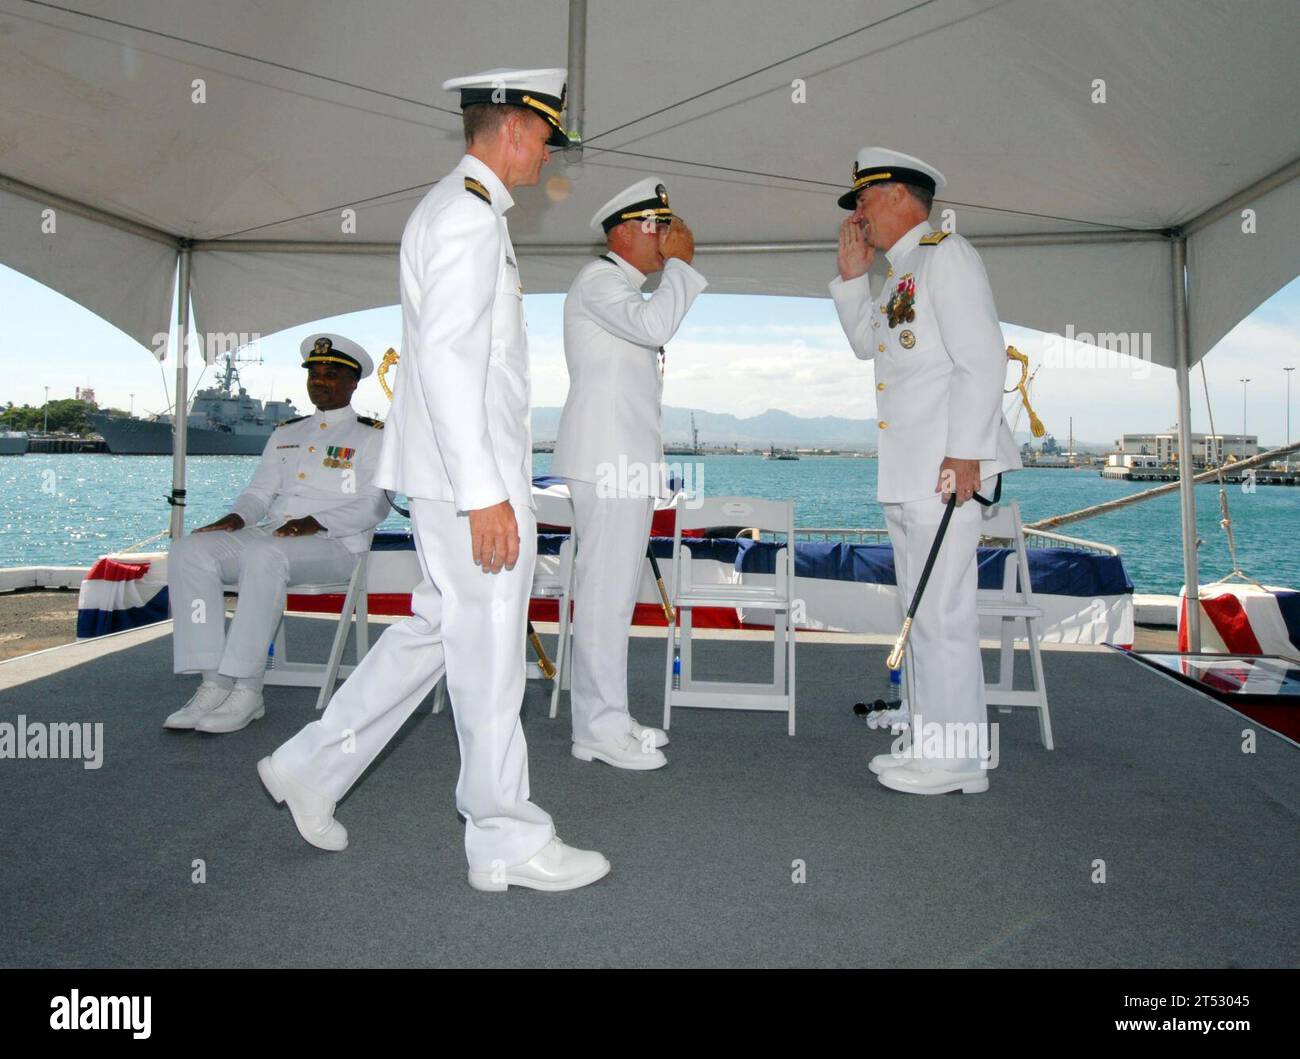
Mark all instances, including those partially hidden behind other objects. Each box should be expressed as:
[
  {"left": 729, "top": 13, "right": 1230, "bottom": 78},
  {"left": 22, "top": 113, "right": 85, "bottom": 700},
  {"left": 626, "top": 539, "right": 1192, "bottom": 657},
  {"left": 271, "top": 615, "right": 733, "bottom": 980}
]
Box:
[
  {"left": 552, "top": 179, "right": 706, "bottom": 770},
  {"left": 829, "top": 148, "right": 1021, "bottom": 795},
  {"left": 165, "top": 334, "right": 388, "bottom": 734},
  {"left": 261, "top": 68, "right": 611, "bottom": 893}
]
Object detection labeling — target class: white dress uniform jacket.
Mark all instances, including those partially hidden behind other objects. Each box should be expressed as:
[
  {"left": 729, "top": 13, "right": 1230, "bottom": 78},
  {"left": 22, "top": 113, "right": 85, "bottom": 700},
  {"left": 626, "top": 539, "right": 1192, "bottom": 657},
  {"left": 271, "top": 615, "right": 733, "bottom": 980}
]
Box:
[
  {"left": 170, "top": 403, "right": 386, "bottom": 679},
  {"left": 230, "top": 405, "right": 388, "bottom": 553},
  {"left": 828, "top": 221, "right": 1021, "bottom": 504},
  {"left": 552, "top": 252, "right": 707, "bottom": 499},
  {"left": 381, "top": 154, "right": 532, "bottom": 512}
]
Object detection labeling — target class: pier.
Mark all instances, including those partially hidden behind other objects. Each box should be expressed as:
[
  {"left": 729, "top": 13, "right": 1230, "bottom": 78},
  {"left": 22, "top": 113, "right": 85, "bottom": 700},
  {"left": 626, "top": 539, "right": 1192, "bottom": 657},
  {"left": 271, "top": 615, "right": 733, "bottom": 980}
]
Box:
[
  {"left": 24, "top": 435, "right": 107, "bottom": 454},
  {"left": 1101, "top": 466, "right": 1299, "bottom": 485}
]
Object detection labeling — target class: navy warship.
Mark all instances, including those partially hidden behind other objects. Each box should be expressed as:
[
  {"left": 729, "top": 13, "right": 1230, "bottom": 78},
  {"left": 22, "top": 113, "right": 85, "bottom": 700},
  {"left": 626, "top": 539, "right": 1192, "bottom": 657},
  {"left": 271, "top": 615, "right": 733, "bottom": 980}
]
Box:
[{"left": 92, "top": 354, "right": 299, "bottom": 455}]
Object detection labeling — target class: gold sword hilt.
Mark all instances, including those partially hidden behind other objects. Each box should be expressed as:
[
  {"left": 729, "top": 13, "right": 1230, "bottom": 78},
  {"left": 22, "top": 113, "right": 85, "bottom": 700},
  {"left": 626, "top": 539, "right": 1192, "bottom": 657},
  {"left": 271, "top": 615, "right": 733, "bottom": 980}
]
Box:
[
  {"left": 885, "top": 616, "right": 912, "bottom": 672},
  {"left": 527, "top": 623, "right": 556, "bottom": 681},
  {"left": 655, "top": 577, "right": 676, "bottom": 624}
]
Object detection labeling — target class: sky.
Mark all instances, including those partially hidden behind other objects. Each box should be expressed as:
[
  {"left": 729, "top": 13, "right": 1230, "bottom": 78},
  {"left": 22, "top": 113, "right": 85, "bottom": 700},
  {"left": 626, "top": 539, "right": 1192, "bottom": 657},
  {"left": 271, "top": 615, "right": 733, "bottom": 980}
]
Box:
[{"left": 1, "top": 262, "right": 1298, "bottom": 450}]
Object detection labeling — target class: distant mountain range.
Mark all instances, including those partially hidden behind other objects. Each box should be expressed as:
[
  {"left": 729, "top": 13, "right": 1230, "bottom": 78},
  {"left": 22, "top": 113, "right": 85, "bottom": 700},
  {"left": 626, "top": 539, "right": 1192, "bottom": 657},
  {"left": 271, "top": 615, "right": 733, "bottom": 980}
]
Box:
[
  {"left": 531, "top": 405, "right": 1106, "bottom": 452},
  {"left": 532, "top": 405, "right": 872, "bottom": 448}
]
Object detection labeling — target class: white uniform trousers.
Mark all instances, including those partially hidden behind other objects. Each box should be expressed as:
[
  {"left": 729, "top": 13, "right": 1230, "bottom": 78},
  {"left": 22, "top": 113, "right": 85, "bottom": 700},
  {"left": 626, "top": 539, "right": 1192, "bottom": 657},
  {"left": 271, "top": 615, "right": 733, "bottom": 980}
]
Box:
[
  {"left": 169, "top": 525, "right": 356, "bottom": 679},
  {"left": 884, "top": 489, "right": 987, "bottom": 771},
  {"left": 566, "top": 480, "right": 654, "bottom": 746},
  {"left": 271, "top": 498, "right": 555, "bottom": 872}
]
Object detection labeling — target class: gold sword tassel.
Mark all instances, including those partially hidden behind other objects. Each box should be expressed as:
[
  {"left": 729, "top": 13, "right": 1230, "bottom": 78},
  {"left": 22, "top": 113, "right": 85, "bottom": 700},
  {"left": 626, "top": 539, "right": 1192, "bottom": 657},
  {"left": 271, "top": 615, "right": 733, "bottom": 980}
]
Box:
[
  {"left": 377, "top": 347, "right": 400, "bottom": 401},
  {"left": 1006, "top": 345, "right": 1046, "bottom": 439}
]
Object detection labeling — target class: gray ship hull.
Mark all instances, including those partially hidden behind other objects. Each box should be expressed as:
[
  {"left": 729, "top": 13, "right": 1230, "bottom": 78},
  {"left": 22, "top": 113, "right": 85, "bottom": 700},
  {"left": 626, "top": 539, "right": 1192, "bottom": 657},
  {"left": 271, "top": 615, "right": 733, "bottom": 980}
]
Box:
[{"left": 92, "top": 414, "right": 269, "bottom": 455}]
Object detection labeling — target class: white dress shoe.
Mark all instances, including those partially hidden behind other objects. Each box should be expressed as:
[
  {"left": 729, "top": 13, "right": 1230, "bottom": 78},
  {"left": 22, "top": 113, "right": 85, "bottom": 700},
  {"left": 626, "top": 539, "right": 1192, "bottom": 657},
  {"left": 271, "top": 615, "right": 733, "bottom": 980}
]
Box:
[
  {"left": 629, "top": 717, "right": 669, "bottom": 748},
  {"left": 163, "top": 683, "right": 231, "bottom": 730},
  {"left": 256, "top": 757, "right": 348, "bottom": 851},
  {"left": 877, "top": 763, "right": 989, "bottom": 795},
  {"left": 572, "top": 733, "right": 667, "bottom": 770},
  {"left": 194, "top": 688, "right": 265, "bottom": 733},
  {"left": 467, "top": 837, "right": 610, "bottom": 893},
  {"left": 868, "top": 748, "right": 912, "bottom": 775}
]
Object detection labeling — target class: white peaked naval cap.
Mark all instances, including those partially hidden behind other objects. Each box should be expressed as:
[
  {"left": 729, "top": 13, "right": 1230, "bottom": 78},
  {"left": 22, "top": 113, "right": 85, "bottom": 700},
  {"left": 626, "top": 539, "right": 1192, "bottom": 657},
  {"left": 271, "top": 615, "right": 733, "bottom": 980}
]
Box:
[
  {"left": 442, "top": 67, "right": 569, "bottom": 147},
  {"left": 300, "top": 333, "right": 374, "bottom": 379},
  {"left": 591, "top": 177, "right": 675, "bottom": 233},
  {"left": 838, "top": 147, "right": 946, "bottom": 209}
]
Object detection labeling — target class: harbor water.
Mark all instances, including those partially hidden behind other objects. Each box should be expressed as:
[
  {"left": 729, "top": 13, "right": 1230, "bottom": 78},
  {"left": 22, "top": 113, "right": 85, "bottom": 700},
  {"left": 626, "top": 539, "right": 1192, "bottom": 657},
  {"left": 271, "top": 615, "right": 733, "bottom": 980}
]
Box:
[{"left": 2, "top": 453, "right": 1297, "bottom": 594}]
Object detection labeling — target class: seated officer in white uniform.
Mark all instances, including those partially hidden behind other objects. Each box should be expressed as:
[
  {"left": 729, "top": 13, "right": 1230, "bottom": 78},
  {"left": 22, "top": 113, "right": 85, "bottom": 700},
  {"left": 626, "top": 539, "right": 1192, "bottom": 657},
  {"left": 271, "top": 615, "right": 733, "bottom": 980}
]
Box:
[
  {"left": 260, "top": 68, "right": 610, "bottom": 894},
  {"left": 828, "top": 148, "right": 1021, "bottom": 795},
  {"left": 552, "top": 178, "right": 706, "bottom": 769},
  {"left": 164, "top": 334, "right": 388, "bottom": 734}
]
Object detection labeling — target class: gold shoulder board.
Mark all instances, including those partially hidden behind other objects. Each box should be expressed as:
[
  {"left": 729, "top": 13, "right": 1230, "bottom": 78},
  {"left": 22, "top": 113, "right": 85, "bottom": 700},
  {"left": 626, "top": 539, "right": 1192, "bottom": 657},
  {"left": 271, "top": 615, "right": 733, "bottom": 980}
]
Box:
[
  {"left": 356, "top": 415, "right": 384, "bottom": 429},
  {"left": 464, "top": 177, "right": 492, "bottom": 205},
  {"left": 920, "top": 231, "right": 950, "bottom": 245}
]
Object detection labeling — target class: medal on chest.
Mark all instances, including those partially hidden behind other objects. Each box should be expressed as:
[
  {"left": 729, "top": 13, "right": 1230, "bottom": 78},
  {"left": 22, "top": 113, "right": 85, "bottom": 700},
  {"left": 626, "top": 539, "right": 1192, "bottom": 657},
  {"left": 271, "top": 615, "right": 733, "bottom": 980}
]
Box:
[
  {"left": 886, "top": 273, "right": 916, "bottom": 329},
  {"left": 322, "top": 445, "right": 354, "bottom": 470}
]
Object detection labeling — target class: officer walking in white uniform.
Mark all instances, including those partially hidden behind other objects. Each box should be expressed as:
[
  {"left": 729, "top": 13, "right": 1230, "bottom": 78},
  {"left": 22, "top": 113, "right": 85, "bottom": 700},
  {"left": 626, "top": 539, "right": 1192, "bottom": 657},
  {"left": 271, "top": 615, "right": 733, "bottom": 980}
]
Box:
[
  {"left": 165, "top": 334, "right": 388, "bottom": 734},
  {"left": 261, "top": 68, "right": 610, "bottom": 893},
  {"left": 553, "top": 179, "right": 706, "bottom": 769},
  {"left": 829, "top": 148, "right": 1021, "bottom": 794}
]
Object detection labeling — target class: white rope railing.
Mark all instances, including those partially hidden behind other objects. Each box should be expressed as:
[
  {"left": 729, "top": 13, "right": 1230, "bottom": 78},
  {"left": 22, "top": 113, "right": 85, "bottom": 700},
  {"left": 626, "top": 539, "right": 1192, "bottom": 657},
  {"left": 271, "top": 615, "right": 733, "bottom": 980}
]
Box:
[
  {"left": 795, "top": 525, "right": 1118, "bottom": 556},
  {"left": 113, "top": 528, "right": 171, "bottom": 555}
]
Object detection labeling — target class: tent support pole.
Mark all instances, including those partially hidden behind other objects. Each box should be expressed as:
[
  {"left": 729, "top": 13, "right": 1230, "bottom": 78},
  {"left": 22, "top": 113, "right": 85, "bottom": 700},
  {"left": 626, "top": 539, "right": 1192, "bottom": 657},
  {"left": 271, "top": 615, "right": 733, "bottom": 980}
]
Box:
[
  {"left": 187, "top": 229, "right": 1168, "bottom": 255},
  {"left": 566, "top": 0, "right": 587, "bottom": 145},
  {"left": 169, "top": 247, "right": 193, "bottom": 541},
  {"left": 1171, "top": 236, "right": 1200, "bottom": 651}
]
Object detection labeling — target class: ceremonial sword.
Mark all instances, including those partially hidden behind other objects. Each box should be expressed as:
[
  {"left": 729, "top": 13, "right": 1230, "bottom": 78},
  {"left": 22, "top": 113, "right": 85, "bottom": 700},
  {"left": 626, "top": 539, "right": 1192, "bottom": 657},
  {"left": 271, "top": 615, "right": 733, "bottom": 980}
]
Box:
[
  {"left": 885, "top": 494, "right": 957, "bottom": 671},
  {"left": 645, "top": 545, "right": 675, "bottom": 623},
  {"left": 884, "top": 474, "right": 1002, "bottom": 671}
]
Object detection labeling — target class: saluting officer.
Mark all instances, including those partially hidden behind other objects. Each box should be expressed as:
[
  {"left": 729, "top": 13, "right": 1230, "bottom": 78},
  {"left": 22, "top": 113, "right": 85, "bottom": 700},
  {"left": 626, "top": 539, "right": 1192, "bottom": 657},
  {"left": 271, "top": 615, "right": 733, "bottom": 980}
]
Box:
[
  {"left": 262, "top": 68, "right": 610, "bottom": 893},
  {"left": 829, "top": 148, "right": 1021, "bottom": 794},
  {"left": 552, "top": 179, "right": 706, "bottom": 770},
  {"left": 165, "top": 333, "right": 388, "bottom": 734}
]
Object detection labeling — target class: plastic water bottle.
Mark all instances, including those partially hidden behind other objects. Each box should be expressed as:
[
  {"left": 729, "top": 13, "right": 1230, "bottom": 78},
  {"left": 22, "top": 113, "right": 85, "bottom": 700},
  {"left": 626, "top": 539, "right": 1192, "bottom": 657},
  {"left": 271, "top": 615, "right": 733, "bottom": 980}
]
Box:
[
  {"left": 266, "top": 640, "right": 276, "bottom": 671},
  {"left": 672, "top": 646, "right": 681, "bottom": 689},
  {"left": 888, "top": 665, "right": 901, "bottom": 706}
]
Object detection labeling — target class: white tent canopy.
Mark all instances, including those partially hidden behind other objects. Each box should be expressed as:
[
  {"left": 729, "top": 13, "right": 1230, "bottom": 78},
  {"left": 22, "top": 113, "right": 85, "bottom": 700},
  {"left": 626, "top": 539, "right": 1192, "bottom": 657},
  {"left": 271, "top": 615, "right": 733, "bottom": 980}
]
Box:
[
  {"left": 3, "top": 0, "right": 1298, "bottom": 359},
  {"left": 2, "top": 0, "right": 1299, "bottom": 649}
]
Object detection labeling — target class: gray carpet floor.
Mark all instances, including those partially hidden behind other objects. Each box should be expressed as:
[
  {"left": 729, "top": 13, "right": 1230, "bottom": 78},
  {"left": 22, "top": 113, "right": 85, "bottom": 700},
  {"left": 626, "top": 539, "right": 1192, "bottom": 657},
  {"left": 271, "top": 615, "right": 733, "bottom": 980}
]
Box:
[{"left": 1, "top": 619, "right": 1297, "bottom": 968}]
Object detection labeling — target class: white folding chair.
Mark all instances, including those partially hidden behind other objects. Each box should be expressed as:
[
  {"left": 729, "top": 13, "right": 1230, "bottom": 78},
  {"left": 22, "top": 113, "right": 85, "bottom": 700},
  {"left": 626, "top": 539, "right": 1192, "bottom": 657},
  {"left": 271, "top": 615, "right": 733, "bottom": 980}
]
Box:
[
  {"left": 260, "top": 552, "right": 371, "bottom": 711},
  {"left": 662, "top": 496, "right": 797, "bottom": 735},
  {"left": 532, "top": 491, "right": 578, "bottom": 719},
  {"left": 976, "top": 501, "right": 1053, "bottom": 749},
  {"left": 431, "top": 493, "right": 576, "bottom": 716}
]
